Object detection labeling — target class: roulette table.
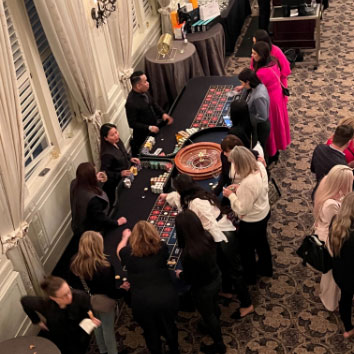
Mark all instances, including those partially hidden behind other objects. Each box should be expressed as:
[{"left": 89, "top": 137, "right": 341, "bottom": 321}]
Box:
[{"left": 106, "top": 77, "right": 234, "bottom": 281}]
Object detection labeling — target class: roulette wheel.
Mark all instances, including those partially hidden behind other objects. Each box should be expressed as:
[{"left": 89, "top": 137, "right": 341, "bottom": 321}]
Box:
[{"left": 174, "top": 142, "right": 222, "bottom": 180}]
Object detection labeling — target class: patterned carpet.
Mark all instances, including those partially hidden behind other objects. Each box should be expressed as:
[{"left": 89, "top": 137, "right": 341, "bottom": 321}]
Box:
[{"left": 88, "top": 0, "right": 354, "bottom": 352}]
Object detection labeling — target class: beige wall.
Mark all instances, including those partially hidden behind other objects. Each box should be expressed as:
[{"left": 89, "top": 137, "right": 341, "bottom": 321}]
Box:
[{"left": 0, "top": 0, "right": 161, "bottom": 340}]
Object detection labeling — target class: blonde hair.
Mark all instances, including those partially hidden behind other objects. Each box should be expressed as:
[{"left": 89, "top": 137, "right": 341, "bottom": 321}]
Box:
[
  {"left": 338, "top": 117, "right": 354, "bottom": 130},
  {"left": 313, "top": 165, "right": 353, "bottom": 223},
  {"left": 330, "top": 192, "right": 354, "bottom": 257},
  {"left": 228, "top": 146, "right": 259, "bottom": 179},
  {"left": 70, "top": 231, "right": 110, "bottom": 279},
  {"left": 129, "top": 221, "right": 161, "bottom": 257}
]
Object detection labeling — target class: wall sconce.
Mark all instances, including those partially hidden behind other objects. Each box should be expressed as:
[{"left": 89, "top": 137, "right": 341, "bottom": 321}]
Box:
[{"left": 91, "top": 0, "right": 117, "bottom": 28}]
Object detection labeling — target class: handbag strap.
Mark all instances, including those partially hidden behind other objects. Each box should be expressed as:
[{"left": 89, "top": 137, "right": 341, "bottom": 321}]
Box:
[
  {"left": 79, "top": 276, "right": 91, "bottom": 296},
  {"left": 269, "top": 66, "right": 286, "bottom": 89}
]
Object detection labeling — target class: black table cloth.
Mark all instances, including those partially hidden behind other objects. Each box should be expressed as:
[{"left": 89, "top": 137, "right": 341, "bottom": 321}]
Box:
[
  {"left": 187, "top": 23, "right": 226, "bottom": 76},
  {"left": 221, "top": 0, "right": 252, "bottom": 54}
]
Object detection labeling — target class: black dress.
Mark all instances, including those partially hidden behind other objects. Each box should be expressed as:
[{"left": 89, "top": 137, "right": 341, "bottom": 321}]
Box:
[
  {"left": 332, "top": 231, "right": 354, "bottom": 332},
  {"left": 101, "top": 140, "right": 131, "bottom": 206},
  {"left": 119, "top": 242, "right": 179, "bottom": 354},
  {"left": 180, "top": 247, "right": 223, "bottom": 347}
]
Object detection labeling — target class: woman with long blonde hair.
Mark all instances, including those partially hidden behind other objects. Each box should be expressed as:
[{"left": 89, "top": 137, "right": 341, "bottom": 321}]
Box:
[
  {"left": 117, "top": 221, "right": 179, "bottom": 354},
  {"left": 223, "top": 146, "right": 272, "bottom": 285},
  {"left": 329, "top": 192, "right": 354, "bottom": 338},
  {"left": 313, "top": 165, "right": 353, "bottom": 311},
  {"left": 71, "top": 231, "right": 121, "bottom": 354}
]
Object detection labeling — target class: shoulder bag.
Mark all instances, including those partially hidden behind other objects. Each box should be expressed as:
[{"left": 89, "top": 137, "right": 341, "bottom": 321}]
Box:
[
  {"left": 79, "top": 276, "right": 117, "bottom": 313},
  {"left": 296, "top": 234, "right": 332, "bottom": 273}
]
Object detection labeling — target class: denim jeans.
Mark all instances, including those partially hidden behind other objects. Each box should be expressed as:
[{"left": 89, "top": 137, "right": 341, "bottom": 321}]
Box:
[{"left": 94, "top": 309, "right": 118, "bottom": 354}]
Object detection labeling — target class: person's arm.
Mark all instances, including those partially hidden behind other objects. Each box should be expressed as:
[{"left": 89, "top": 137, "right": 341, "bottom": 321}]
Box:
[
  {"left": 227, "top": 176, "right": 259, "bottom": 217},
  {"left": 87, "top": 197, "right": 120, "bottom": 229},
  {"left": 21, "top": 296, "right": 46, "bottom": 325},
  {"left": 252, "top": 96, "right": 269, "bottom": 123},
  {"left": 213, "top": 154, "right": 230, "bottom": 196},
  {"left": 165, "top": 191, "right": 183, "bottom": 211},
  {"left": 189, "top": 199, "right": 227, "bottom": 242},
  {"left": 318, "top": 201, "right": 340, "bottom": 244},
  {"left": 117, "top": 229, "right": 131, "bottom": 261}
]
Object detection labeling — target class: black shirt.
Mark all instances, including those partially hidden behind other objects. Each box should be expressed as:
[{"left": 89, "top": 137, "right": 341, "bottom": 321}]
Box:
[
  {"left": 100, "top": 140, "right": 131, "bottom": 204},
  {"left": 119, "top": 242, "right": 178, "bottom": 313},
  {"left": 125, "top": 90, "right": 166, "bottom": 150},
  {"left": 180, "top": 246, "right": 220, "bottom": 289},
  {"left": 70, "top": 264, "right": 121, "bottom": 300},
  {"left": 21, "top": 290, "right": 90, "bottom": 354},
  {"left": 332, "top": 231, "right": 354, "bottom": 293},
  {"left": 101, "top": 140, "right": 131, "bottom": 181},
  {"left": 311, "top": 144, "right": 347, "bottom": 183}
]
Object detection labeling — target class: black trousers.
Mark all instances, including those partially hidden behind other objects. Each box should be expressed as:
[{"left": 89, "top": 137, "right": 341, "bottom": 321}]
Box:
[
  {"left": 338, "top": 288, "right": 354, "bottom": 332},
  {"left": 134, "top": 308, "right": 179, "bottom": 354},
  {"left": 217, "top": 231, "right": 252, "bottom": 307},
  {"left": 239, "top": 212, "right": 272, "bottom": 284},
  {"left": 192, "top": 275, "right": 223, "bottom": 345},
  {"left": 257, "top": 0, "right": 270, "bottom": 32}
]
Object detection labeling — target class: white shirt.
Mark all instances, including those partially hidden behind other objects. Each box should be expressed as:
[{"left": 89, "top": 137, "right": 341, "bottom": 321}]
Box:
[
  {"left": 228, "top": 162, "right": 270, "bottom": 222},
  {"left": 166, "top": 191, "right": 235, "bottom": 243}
]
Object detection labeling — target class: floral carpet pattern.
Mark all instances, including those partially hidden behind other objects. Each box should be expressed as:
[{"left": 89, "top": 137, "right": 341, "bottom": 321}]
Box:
[{"left": 88, "top": 0, "right": 354, "bottom": 352}]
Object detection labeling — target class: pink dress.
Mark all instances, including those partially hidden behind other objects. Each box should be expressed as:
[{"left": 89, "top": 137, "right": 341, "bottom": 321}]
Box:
[
  {"left": 250, "top": 45, "right": 291, "bottom": 88},
  {"left": 255, "top": 64, "right": 291, "bottom": 156},
  {"left": 314, "top": 198, "right": 341, "bottom": 311}
]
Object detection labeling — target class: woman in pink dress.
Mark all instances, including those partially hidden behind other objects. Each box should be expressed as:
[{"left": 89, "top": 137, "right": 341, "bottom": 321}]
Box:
[
  {"left": 251, "top": 41, "right": 291, "bottom": 159},
  {"left": 250, "top": 29, "right": 291, "bottom": 89},
  {"left": 313, "top": 165, "right": 353, "bottom": 311}
]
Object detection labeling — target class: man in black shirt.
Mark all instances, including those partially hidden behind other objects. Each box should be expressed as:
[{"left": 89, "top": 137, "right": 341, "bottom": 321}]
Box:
[
  {"left": 125, "top": 71, "right": 173, "bottom": 156},
  {"left": 311, "top": 125, "right": 354, "bottom": 196}
]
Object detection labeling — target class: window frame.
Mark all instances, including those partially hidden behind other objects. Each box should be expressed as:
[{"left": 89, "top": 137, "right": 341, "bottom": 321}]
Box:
[{"left": 6, "top": 0, "right": 81, "bottom": 182}]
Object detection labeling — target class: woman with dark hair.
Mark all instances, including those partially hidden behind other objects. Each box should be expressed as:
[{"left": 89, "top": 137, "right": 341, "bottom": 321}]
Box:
[
  {"left": 71, "top": 231, "right": 127, "bottom": 354},
  {"left": 229, "top": 99, "right": 254, "bottom": 149},
  {"left": 329, "top": 192, "right": 354, "bottom": 339},
  {"left": 175, "top": 210, "right": 225, "bottom": 354},
  {"left": 238, "top": 68, "right": 270, "bottom": 155},
  {"left": 21, "top": 276, "right": 100, "bottom": 354},
  {"left": 214, "top": 135, "right": 245, "bottom": 198},
  {"left": 117, "top": 222, "right": 179, "bottom": 354},
  {"left": 251, "top": 29, "right": 291, "bottom": 89},
  {"left": 100, "top": 123, "right": 140, "bottom": 206},
  {"left": 70, "top": 162, "right": 127, "bottom": 237},
  {"left": 251, "top": 41, "right": 290, "bottom": 160},
  {"left": 163, "top": 174, "right": 254, "bottom": 320}
]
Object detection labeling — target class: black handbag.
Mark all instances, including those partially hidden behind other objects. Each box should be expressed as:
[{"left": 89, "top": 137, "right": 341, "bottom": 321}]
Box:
[
  {"left": 282, "top": 86, "right": 290, "bottom": 97},
  {"left": 296, "top": 234, "right": 333, "bottom": 273}
]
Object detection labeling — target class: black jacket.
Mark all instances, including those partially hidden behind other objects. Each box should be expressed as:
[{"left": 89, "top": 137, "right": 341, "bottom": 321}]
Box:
[
  {"left": 100, "top": 140, "right": 131, "bottom": 204},
  {"left": 21, "top": 290, "right": 91, "bottom": 354},
  {"left": 125, "top": 90, "right": 166, "bottom": 147},
  {"left": 70, "top": 180, "right": 117, "bottom": 235}
]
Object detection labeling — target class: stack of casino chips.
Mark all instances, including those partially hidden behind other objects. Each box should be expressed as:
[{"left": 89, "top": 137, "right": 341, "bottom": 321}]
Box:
[
  {"left": 172, "top": 128, "right": 200, "bottom": 154},
  {"left": 150, "top": 172, "right": 169, "bottom": 194},
  {"left": 140, "top": 136, "right": 156, "bottom": 155}
]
